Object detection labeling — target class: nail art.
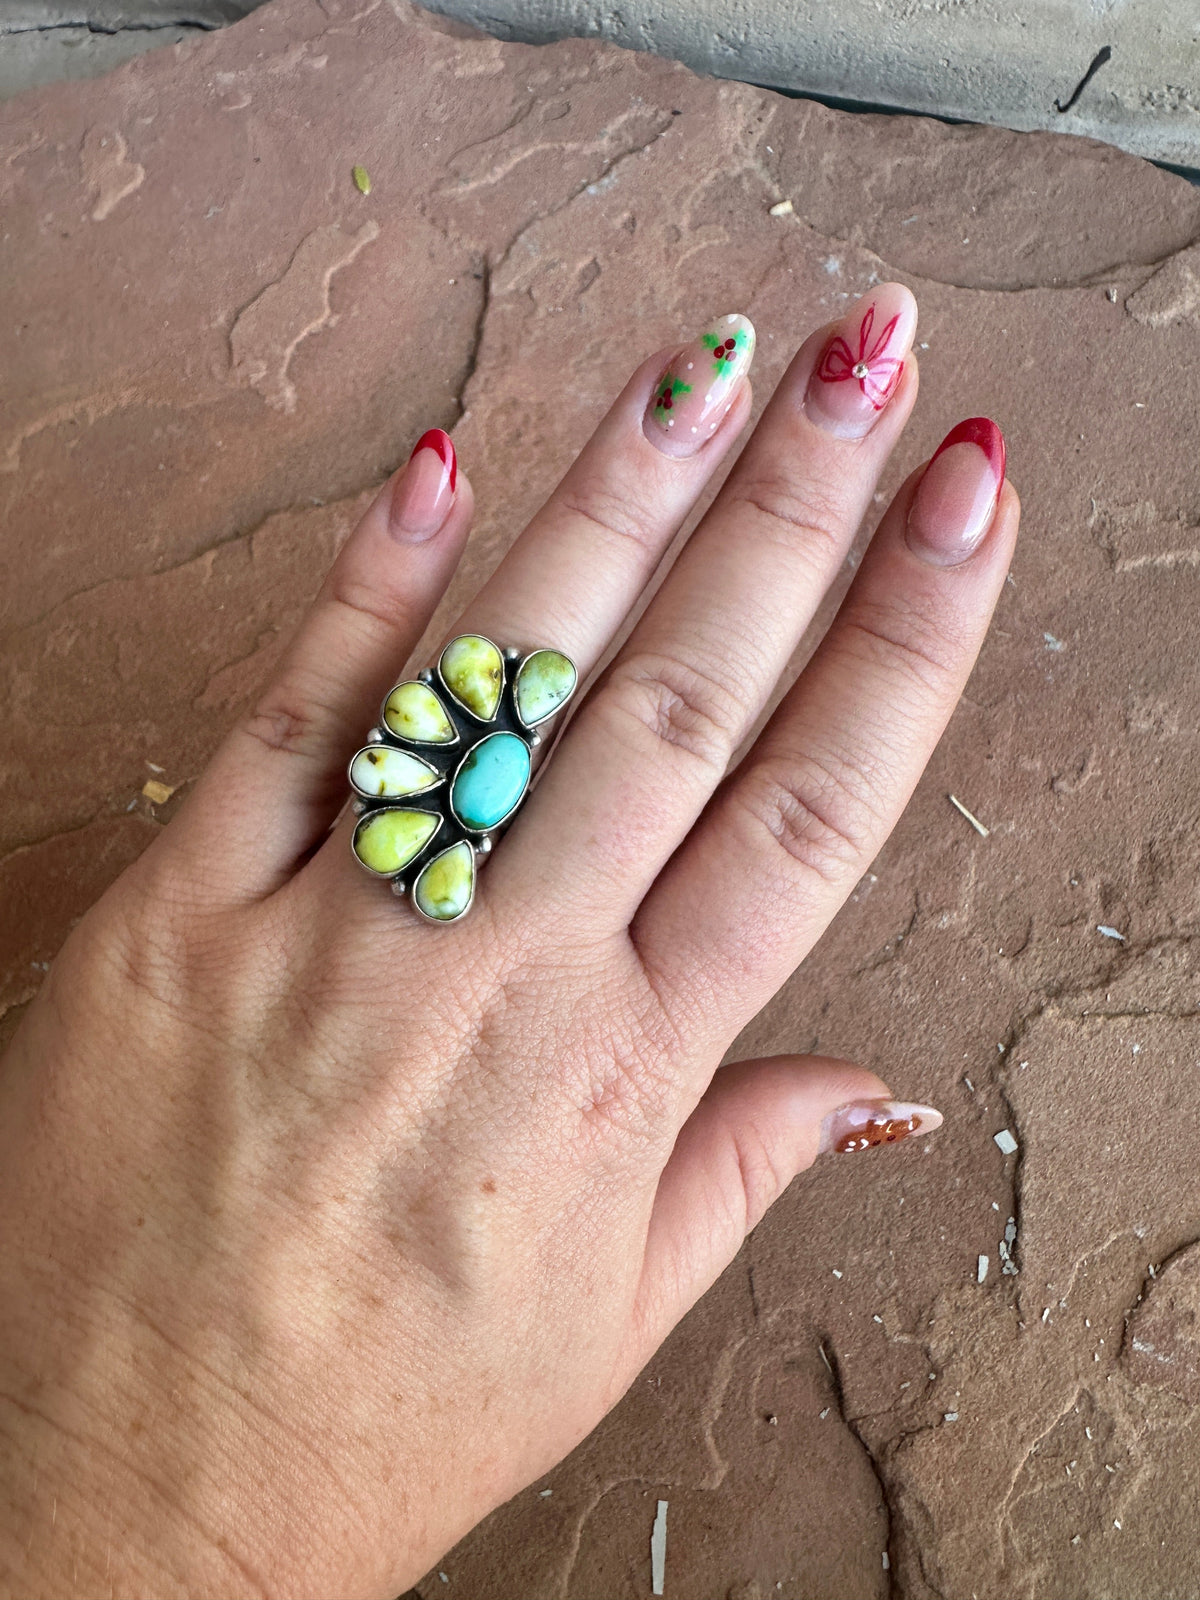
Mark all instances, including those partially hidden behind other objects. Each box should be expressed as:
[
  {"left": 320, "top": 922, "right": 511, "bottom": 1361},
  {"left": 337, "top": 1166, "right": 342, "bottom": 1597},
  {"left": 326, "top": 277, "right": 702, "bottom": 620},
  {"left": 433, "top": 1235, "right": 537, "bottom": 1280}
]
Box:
[
  {"left": 818, "top": 1099, "right": 943, "bottom": 1155},
  {"left": 390, "top": 427, "right": 457, "bottom": 541},
  {"left": 817, "top": 303, "right": 905, "bottom": 410},
  {"left": 804, "top": 289, "right": 917, "bottom": 440},
  {"left": 906, "top": 416, "right": 1006, "bottom": 566},
  {"left": 930, "top": 416, "right": 1005, "bottom": 487},
  {"left": 645, "top": 313, "right": 755, "bottom": 454}
]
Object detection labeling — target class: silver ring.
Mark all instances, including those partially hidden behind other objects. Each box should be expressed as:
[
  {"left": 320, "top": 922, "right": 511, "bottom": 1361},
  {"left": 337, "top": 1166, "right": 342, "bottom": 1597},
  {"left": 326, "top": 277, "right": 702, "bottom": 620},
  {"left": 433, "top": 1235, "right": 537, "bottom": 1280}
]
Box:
[{"left": 348, "top": 634, "right": 578, "bottom": 922}]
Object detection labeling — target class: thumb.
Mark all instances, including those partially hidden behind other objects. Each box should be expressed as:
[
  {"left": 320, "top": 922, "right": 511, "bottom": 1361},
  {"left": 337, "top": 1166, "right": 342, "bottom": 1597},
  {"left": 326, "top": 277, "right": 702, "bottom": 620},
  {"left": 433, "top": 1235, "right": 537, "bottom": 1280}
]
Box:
[{"left": 632, "top": 1055, "right": 943, "bottom": 1352}]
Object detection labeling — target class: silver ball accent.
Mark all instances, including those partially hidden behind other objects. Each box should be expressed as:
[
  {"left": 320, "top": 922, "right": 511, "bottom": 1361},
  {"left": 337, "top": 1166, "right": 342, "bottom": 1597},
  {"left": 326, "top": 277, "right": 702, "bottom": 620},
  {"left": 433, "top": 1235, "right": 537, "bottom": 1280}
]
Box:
[
  {"left": 391, "top": 879, "right": 407, "bottom": 897},
  {"left": 477, "top": 835, "right": 493, "bottom": 854},
  {"left": 504, "top": 646, "right": 522, "bottom": 662},
  {"left": 367, "top": 727, "right": 385, "bottom": 744},
  {"left": 529, "top": 731, "right": 543, "bottom": 748},
  {"left": 351, "top": 799, "right": 367, "bottom": 815},
  {"left": 419, "top": 667, "right": 435, "bottom": 684}
]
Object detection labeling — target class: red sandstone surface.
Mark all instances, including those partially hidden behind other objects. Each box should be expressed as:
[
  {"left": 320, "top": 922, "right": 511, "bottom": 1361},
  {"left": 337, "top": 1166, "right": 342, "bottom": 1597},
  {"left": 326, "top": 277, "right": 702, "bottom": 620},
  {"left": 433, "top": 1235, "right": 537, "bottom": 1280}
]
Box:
[{"left": 4, "top": 3, "right": 1200, "bottom": 1594}]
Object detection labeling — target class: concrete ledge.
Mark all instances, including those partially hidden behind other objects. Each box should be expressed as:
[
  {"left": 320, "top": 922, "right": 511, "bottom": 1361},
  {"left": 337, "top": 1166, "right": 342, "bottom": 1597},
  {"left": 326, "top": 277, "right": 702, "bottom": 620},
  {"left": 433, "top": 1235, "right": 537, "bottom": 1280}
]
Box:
[{"left": 420, "top": 0, "right": 1200, "bottom": 170}]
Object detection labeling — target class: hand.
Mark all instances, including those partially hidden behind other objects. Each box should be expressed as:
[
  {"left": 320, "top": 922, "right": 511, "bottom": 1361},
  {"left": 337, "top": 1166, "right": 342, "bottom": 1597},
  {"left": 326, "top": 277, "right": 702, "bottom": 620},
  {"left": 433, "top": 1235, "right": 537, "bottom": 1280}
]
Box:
[{"left": 0, "top": 285, "right": 1017, "bottom": 1598}]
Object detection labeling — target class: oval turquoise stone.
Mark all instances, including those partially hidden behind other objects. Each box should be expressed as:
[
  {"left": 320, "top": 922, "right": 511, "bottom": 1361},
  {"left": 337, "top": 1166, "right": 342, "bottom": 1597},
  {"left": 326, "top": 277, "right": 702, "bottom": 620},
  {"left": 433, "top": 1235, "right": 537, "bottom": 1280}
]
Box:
[{"left": 450, "top": 732, "right": 531, "bottom": 831}]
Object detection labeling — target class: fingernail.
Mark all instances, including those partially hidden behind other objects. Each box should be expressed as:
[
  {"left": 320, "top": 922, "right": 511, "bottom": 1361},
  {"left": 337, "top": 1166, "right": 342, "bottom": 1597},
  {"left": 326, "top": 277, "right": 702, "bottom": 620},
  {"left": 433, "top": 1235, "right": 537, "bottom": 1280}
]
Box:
[
  {"left": 804, "top": 287, "right": 916, "bottom": 439},
  {"left": 389, "top": 428, "right": 457, "bottom": 542},
  {"left": 818, "top": 1099, "right": 944, "bottom": 1155},
  {"left": 906, "top": 417, "right": 1006, "bottom": 567},
  {"left": 644, "top": 313, "right": 755, "bottom": 456}
]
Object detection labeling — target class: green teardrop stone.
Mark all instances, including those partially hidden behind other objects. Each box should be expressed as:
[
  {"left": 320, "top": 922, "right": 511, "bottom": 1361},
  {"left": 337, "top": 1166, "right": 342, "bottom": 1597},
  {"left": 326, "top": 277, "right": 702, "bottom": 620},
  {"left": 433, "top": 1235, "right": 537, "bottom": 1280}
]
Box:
[
  {"left": 413, "top": 840, "right": 475, "bottom": 921},
  {"left": 352, "top": 808, "right": 440, "bottom": 876},
  {"left": 382, "top": 682, "right": 456, "bottom": 744},
  {"left": 440, "top": 634, "right": 504, "bottom": 721},
  {"left": 514, "top": 649, "right": 577, "bottom": 727}
]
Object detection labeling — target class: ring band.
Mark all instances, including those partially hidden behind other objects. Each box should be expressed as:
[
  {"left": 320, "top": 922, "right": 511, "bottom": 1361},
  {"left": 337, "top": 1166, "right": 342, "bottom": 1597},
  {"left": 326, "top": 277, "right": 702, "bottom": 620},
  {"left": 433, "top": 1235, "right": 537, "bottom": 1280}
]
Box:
[{"left": 348, "top": 634, "right": 578, "bottom": 922}]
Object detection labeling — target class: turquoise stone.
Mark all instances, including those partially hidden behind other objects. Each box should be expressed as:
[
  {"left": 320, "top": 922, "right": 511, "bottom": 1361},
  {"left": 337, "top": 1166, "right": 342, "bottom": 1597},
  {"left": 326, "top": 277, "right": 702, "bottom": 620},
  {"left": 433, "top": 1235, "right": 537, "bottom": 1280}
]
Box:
[
  {"left": 514, "top": 648, "right": 577, "bottom": 728},
  {"left": 450, "top": 731, "right": 531, "bottom": 832}
]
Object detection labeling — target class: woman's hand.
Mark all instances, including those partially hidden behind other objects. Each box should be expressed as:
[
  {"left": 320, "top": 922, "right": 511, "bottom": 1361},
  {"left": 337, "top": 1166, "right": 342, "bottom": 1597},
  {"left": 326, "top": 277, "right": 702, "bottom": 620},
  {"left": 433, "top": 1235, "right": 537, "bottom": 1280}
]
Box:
[{"left": 0, "top": 285, "right": 1017, "bottom": 1599}]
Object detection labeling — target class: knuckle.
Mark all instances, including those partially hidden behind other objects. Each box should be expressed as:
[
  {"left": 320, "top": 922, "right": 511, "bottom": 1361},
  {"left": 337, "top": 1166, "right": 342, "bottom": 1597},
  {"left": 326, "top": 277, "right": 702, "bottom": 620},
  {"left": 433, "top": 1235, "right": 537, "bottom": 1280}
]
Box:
[
  {"left": 603, "top": 650, "right": 742, "bottom": 774},
  {"left": 325, "top": 572, "right": 415, "bottom": 639},
  {"left": 733, "top": 471, "right": 848, "bottom": 567},
  {"left": 731, "top": 1121, "right": 789, "bottom": 1234},
  {"left": 240, "top": 689, "right": 325, "bottom": 760},
  {"left": 735, "top": 750, "right": 886, "bottom": 886},
  {"left": 555, "top": 475, "right": 664, "bottom": 561},
  {"left": 841, "top": 595, "right": 963, "bottom": 696}
]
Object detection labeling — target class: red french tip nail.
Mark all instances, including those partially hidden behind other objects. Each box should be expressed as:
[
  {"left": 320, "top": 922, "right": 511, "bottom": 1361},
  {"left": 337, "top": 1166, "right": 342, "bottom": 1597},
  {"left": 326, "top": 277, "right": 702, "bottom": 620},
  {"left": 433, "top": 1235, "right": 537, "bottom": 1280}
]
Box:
[
  {"left": 409, "top": 427, "right": 457, "bottom": 493},
  {"left": 931, "top": 417, "right": 1005, "bottom": 486}
]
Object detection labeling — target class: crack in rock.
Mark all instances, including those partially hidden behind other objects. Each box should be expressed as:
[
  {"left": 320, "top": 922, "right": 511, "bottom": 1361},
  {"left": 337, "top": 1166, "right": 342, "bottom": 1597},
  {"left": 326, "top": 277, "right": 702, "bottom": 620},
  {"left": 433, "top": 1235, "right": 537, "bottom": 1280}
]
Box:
[{"left": 228, "top": 218, "right": 380, "bottom": 412}]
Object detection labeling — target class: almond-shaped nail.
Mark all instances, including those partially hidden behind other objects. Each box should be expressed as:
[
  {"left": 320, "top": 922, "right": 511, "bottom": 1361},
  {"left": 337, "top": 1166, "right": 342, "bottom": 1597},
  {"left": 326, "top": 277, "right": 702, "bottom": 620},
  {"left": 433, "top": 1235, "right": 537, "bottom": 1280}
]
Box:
[
  {"left": 805, "top": 286, "right": 917, "bottom": 439},
  {"left": 390, "top": 427, "right": 457, "bottom": 542},
  {"left": 644, "top": 313, "right": 755, "bottom": 456},
  {"left": 906, "top": 417, "right": 1006, "bottom": 567},
  {"left": 818, "top": 1099, "right": 943, "bottom": 1155}
]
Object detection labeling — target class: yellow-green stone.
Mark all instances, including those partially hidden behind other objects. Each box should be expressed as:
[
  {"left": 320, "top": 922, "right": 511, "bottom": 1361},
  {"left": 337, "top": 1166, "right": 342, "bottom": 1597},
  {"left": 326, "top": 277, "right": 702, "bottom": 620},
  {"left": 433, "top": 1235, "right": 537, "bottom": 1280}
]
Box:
[
  {"left": 349, "top": 746, "right": 439, "bottom": 798},
  {"left": 352, "top": 808, "right": 440, "bottom": 876},
  {"left": 382, "top": 681, "right": 456, "bottom": 743},
  {"left": 413, "top": 840, "right": 475, "bottom": 921},
  {"left": 440, "top": 634, "right": 503, "bottom": 721},
  {"left": 515, "top": 648, "right": 577, "bottom": 727}
]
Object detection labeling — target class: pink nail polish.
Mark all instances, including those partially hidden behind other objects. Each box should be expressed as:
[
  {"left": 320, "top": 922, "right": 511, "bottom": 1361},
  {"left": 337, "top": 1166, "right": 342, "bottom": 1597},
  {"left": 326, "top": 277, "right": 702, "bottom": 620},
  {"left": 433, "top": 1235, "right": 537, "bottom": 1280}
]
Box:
[
  {"left": 906, "top": 417, "right": 1006, "bottom": 566},
  {"left": 805, "top": 288, "right": 916, "bottom": 439},
  {"left": 390, "top": 428, "right": 457, "bottom": 542},
  {"left": 644, "top": 313, "right": 755, "bottom": 457},
  {"left": 818, "top": 1099, "right": 944, "bottom": 1155}
]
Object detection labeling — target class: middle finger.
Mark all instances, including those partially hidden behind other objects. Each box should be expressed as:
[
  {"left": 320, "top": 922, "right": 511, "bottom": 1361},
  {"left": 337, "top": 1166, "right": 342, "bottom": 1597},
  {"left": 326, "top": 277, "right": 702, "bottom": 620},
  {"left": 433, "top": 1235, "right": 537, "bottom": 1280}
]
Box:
[{"left": 492, "top": 283, "right": 919, "bottom": 925}]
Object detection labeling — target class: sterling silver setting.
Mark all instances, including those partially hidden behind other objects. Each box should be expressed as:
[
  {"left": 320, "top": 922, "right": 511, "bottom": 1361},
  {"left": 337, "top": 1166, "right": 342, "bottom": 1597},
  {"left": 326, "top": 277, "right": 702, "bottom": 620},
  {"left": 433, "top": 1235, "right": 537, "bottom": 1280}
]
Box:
[{"left": 348, "top": 635, "right": 578, "bottom": 923}]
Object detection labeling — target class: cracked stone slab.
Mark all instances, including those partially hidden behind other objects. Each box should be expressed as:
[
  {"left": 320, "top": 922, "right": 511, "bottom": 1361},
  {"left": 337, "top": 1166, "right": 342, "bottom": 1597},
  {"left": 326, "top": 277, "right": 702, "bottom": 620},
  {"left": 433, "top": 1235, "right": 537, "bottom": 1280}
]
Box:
[{"left": 4, "top": 2, "right": 1200, "bottom": 1595}]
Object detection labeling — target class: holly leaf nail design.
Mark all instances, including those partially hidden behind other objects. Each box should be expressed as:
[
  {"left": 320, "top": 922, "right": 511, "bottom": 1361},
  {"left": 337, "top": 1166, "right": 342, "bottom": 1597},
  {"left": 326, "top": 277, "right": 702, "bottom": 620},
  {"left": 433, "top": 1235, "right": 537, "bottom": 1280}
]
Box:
[{"left": 653, "top": 374, "right": 693, "bottom": 413}]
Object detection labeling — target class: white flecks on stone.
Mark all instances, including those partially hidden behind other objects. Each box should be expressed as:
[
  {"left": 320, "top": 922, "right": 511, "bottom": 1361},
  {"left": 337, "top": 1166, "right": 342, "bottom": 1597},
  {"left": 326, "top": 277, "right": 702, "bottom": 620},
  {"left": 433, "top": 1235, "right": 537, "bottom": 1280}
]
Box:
[
  {"left": 977, "top": 1254, "right": 990, "bottom": 1283},
  {"left": 994, "top": 1128, "right": 1019, "bottom": 1155},
  {"left": 691, "top": 425, "right": 697, "bottom": 432},
  {"left": 686, "top": 361, "right": 694, "bottom": 369}
]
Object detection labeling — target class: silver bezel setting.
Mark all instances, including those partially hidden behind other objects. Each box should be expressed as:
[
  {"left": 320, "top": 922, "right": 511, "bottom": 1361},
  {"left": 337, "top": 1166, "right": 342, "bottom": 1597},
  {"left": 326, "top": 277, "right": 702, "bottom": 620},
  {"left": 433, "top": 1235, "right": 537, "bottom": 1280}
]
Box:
[
  {"left": 513, "top": 648, "right": 580, "bottom": 730},
  {"left": 378, "top": 680, "right": 461, "bottom": 748},
  {"left": 346, "top": 745, "right": 445, "bottom": 802},
  {"left": 350, "top": 806, "right": 443, "bottom": 879},
  {"left": 447, "top": 729, "right": 532, "bottom": 835},
  {"left": 437, "top": 634, "right": 505, "bottom": 724},
  {"left": 410, "top": 840, "right": 478, "bottom": 924},
  {"left": 350, "top": 635, "right": 577, "bottom": 921}
]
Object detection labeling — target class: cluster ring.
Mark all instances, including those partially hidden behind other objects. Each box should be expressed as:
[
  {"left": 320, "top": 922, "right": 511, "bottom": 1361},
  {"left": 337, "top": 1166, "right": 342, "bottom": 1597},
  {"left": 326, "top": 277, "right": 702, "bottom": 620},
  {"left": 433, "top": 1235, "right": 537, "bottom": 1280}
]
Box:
[{"left": 347, "top": 634, "right": 578, "bottom": 922}]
